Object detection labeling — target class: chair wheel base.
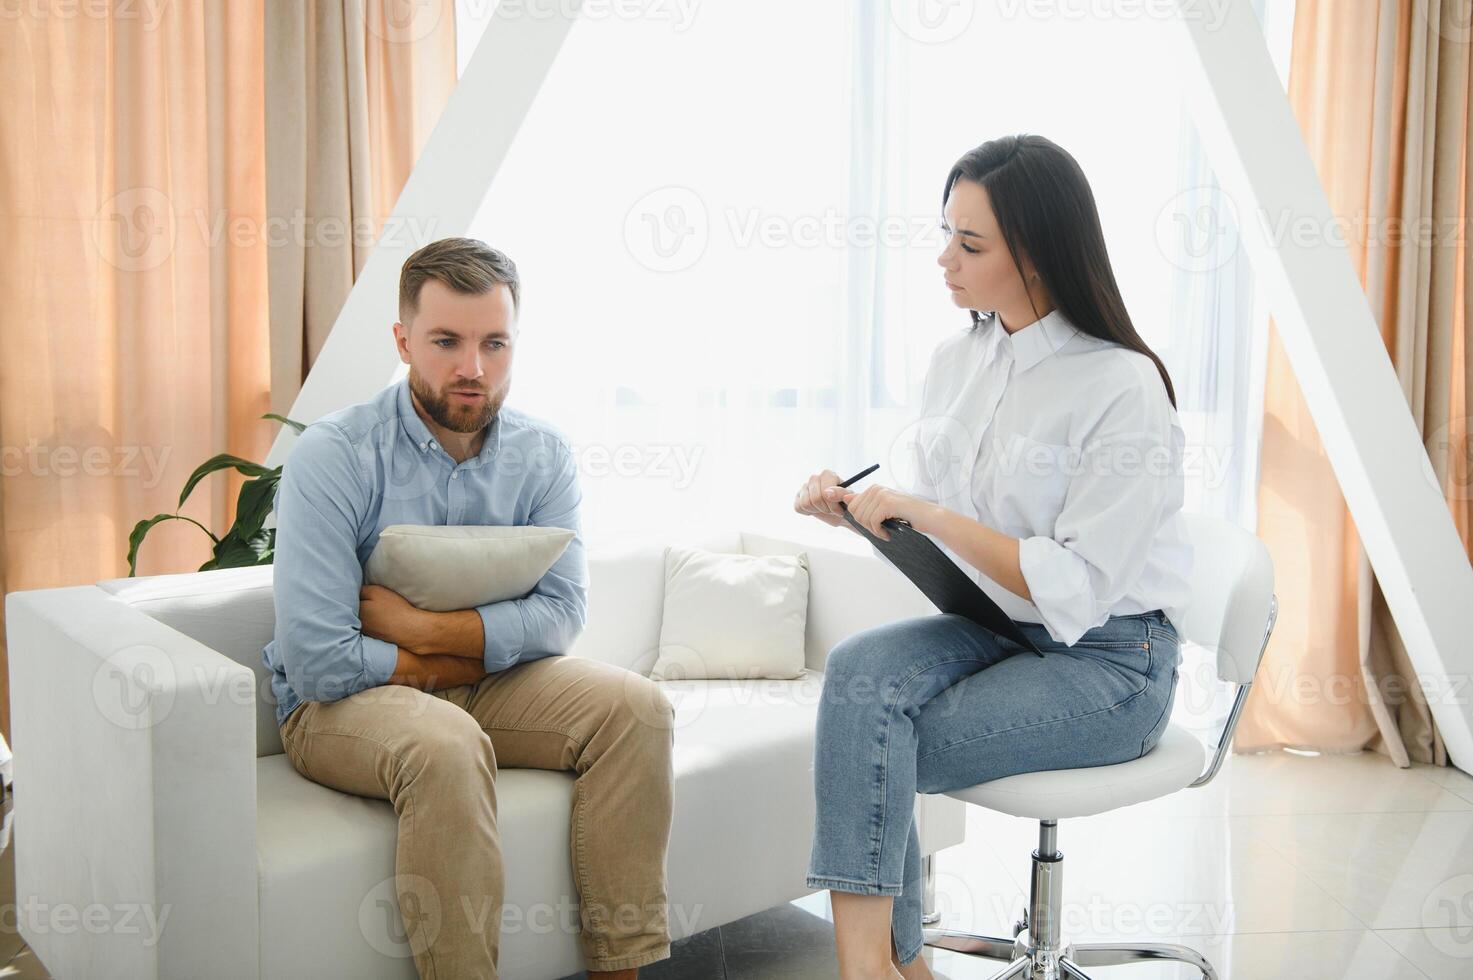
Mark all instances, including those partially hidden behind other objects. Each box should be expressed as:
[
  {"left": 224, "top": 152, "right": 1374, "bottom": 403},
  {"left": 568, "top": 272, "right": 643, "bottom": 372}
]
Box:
[{"left": 924, "top": 928, "right": 1218, "bottom": 980}]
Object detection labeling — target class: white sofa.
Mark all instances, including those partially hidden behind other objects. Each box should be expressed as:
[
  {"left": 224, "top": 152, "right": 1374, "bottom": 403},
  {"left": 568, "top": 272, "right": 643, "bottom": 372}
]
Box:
[{"left": 6, "top": 530, "right": 966, "bottom": 980}]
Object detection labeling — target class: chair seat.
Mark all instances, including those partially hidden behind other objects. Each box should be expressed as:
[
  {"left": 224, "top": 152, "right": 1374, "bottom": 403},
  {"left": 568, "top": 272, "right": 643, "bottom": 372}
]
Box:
[{"left": 940, "top": 725, "right": 1207, "bottom": 819}]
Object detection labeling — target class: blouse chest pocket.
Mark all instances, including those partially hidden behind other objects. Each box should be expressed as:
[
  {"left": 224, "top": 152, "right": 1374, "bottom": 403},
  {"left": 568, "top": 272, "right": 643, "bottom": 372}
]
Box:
[{"left": 981, "top": 432, "right": 1079, "bottom": 534}]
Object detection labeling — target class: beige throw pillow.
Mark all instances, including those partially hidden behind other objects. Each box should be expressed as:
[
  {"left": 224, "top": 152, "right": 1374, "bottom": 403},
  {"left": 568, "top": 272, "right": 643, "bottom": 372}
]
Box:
[
  {"left": 364, "top": 524, "right": 574, "bottom": 612},
  {"left": 652, "top": 546, "right": 809, "bottom": 680}
]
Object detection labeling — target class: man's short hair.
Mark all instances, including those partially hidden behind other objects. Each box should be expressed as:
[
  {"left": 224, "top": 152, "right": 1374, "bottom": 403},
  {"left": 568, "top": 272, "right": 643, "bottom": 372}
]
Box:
[{"left": 398, "top": 238, "right": 520, "bottom": 324}]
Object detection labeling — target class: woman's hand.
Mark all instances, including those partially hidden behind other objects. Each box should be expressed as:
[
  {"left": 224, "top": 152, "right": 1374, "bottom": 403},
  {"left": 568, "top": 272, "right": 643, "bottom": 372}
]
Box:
[
  {"left": 825, "top": 484, "right": 934, "bottom": 541},
  {"left": 793, "top": 469, "right": 848, "bottom": 527}
]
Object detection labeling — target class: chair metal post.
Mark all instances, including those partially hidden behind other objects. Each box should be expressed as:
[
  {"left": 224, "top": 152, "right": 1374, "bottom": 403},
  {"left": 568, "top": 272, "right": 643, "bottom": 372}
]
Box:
[{"left": 921, "top": 854, "right": 939, "bottom": 924}]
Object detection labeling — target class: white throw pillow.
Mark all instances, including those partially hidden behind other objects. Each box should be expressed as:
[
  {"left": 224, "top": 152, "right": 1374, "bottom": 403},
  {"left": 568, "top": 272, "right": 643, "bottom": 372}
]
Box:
[
  {"left": 364, "top": 524, "right": 574, "bottom": 612},
  {"left": 652, "top": 546, "right": 809, "bottom": 680}
]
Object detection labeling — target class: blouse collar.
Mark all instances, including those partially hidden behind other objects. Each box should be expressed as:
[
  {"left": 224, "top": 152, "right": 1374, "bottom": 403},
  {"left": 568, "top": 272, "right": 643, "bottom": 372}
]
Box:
[{"left": 987, "top": 308, "right": 1080, "bottom": 374}]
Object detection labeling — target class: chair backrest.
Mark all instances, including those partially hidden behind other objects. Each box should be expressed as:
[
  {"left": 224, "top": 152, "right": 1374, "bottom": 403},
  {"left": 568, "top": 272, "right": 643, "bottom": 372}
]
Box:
[{"left": 1176, "top": 512, "right": 1276, "bottom": 686}]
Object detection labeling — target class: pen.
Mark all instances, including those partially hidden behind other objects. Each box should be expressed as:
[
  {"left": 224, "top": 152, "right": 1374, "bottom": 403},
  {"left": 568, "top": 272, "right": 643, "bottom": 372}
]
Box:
[
  {"left": 833, "top": 463, "right": 912, "bottom": 528},
  {"left": 837, "top": 463, "right": 879, "bottom": 488}
]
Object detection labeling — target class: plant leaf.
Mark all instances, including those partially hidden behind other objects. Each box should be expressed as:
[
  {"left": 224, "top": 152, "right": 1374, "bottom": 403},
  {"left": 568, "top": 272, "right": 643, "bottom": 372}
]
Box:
[
  {"left": 201, "top": 527, "right": 273, "bottom": 572},
  {"left": 232, "top": 475, "right": 279, "bottom": 539},
  {"left": 127, "top": 512, "right": 219, "bottom": 577},
  {"left": 261, "top": 413, "right": 307, "bottom": 435},
  {"left": 177, "top": 453, "right": 277, "bottom": 510}
]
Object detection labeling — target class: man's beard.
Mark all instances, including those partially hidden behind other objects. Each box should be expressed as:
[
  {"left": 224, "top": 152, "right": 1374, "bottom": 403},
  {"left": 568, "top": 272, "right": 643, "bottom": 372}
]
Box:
[{"left": 407, "top": 367, "right": 508, "bottom": 434}]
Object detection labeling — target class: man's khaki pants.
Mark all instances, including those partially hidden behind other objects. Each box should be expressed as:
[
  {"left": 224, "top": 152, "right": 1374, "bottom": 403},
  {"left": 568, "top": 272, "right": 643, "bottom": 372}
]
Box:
[{"left": 278, "top": 655, "right": 676, "bottom": 979}]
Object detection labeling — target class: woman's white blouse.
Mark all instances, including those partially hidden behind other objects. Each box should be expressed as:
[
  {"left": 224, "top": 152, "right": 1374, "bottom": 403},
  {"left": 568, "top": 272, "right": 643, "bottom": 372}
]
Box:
[{"left": 895, "top": 309, "right": 1193, "bottom": 646}]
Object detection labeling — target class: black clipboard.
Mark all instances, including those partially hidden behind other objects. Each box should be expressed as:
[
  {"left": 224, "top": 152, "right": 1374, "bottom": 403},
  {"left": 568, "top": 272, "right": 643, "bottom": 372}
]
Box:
[{"left": 841, "top": 507, "right": 1045, "bottom": 657}]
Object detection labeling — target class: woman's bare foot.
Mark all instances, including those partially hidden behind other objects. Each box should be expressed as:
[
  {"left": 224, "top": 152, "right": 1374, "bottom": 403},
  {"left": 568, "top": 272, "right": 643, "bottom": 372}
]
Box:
[{"left": 892, "top": 946, "right": 936, "bottom": 980}]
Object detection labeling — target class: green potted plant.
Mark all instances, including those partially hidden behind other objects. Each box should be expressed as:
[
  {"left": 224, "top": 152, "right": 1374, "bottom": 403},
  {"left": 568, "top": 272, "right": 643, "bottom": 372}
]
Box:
[{"left": 126, "top": 413, "right": 306, "bottom": 576}]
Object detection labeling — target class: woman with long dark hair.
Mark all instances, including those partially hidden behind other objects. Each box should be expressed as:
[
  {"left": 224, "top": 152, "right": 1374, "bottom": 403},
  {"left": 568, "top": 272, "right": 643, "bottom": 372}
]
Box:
[{"left": 794, "top": 134, "right": 1193, "bottom": 980}]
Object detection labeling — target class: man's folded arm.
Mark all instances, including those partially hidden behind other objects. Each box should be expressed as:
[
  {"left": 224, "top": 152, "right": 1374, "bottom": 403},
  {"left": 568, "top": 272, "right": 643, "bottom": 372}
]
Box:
[
  {"left": 476, "top": 441, "right": 590, "bottom": 672},
  {"left": 271, "top": 423, "right": 400, "bottom": 704}
]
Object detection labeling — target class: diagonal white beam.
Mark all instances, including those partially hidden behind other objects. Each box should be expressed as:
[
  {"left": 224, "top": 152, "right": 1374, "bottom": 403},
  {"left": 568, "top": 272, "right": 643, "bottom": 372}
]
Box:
[
  {"left": 265, "top": 0, "right": 582, "bottom": 468},
  {"left": 1173, "top": 0, "right": 1473, "bottom": 768}
]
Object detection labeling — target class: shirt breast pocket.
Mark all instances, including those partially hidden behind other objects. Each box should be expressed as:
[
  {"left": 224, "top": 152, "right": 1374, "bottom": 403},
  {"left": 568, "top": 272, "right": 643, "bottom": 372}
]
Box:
[{"left": 986, "top": 433, "right": 1078, "bottom": 533}]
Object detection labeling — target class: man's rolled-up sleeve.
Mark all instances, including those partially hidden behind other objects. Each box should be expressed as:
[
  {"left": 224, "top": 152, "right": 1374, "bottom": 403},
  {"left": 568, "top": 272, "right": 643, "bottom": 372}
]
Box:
[
  {"left": 271, "top": 423, "right": 399, "bottom": 703},
  {"left": 476, "top": 442, "right": 589, "bottom": 672}
]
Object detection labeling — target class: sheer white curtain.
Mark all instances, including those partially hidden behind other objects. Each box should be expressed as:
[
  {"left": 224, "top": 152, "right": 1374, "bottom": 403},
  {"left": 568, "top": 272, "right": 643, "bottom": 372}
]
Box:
[
  {"left": 454, "top": 0, "right": 863, "bottom": 549},
  {"left": 450, "top": 3, "right": 1292, "bottom": 733}
]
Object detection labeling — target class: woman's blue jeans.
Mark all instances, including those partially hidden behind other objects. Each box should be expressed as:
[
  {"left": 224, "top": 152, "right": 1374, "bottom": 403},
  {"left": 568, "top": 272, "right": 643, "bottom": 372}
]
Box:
[{"left": 805, "top": 609, "right": 1181, "bottom": 966}]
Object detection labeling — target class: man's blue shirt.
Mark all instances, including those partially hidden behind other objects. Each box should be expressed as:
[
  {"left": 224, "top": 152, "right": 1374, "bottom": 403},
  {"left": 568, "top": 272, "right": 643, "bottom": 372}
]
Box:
[{"left": 261, "top": 378, "right": 588, "bottom": 728}]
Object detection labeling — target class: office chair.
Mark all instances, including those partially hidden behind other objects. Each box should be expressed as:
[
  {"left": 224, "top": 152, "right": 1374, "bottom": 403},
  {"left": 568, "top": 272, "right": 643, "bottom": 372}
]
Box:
[{"left": 924, "top": 513, "right": 1277, "bottom": 980}]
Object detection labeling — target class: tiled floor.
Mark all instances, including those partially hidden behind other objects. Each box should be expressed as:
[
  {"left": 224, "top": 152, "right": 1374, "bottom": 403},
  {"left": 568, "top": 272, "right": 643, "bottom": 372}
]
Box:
[
  {"left": 8, "top": 752, "right": 1473, "bottom": 978},
  {"left": 617, "top": 751, "right": 1473, "bottom": 980}
]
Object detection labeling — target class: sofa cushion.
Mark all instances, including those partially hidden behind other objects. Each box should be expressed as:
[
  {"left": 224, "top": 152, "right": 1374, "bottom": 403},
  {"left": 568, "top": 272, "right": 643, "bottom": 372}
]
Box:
[
  {"left": 653, "top": 548, "right": 810, "bottom": 681},
  {"left": 254, "top": 676, "right": 824, "bottom": 980}
]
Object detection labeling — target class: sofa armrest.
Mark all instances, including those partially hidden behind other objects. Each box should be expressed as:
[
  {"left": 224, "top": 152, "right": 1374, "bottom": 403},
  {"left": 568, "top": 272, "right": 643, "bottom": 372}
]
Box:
[{"left": 6, "top": 585, "right": 259, "bottom": 980}]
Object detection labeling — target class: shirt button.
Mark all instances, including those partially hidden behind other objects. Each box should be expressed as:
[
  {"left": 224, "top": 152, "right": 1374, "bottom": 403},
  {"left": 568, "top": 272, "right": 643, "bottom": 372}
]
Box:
[{"left": 451, "top": 472, "right": 459, "bottom": 480}]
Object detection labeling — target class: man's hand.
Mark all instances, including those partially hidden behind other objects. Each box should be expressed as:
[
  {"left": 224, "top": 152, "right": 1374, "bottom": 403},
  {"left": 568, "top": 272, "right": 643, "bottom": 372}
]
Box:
[
  {"left": 359, "top": 584, "right": 429, "bottom": 653},
  {"left": 390, "top": 648, "right": 488, "bottom": 692}
]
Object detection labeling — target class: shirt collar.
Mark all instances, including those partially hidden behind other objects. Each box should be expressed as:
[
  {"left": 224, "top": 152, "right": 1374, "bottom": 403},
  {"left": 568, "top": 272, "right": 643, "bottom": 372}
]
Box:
[
  {"left": 991, "top": 308, "right": 1079, "bottom": 374},
  {"left": 396, "top": 377, "right": 502, "bottom": 462}
]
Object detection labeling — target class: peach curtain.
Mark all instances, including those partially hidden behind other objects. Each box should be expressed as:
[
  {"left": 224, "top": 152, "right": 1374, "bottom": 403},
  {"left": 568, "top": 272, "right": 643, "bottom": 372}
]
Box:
[
  {"left": 0, "top": 1, "right": 455, "bottom": 745},
  {"left": 265, "top": 0, "right": 457, "bottom": 416},
  {"left": 1237, "top": 0, "right": 1471, "bottom": 767}
]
